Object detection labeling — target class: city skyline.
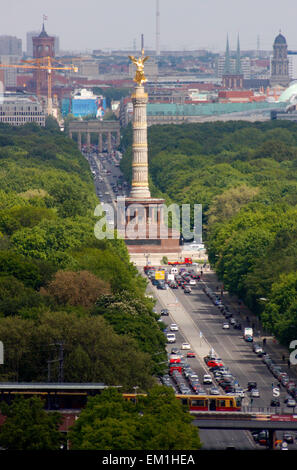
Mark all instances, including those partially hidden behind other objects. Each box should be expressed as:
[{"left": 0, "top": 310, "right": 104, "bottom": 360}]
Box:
[{"left": 1, "top": 0, "right": 297, "bottom": 53}]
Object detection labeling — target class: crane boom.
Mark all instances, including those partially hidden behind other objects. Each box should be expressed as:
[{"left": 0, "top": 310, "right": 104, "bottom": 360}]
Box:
[{"left": 0, "top": 56, "right": 78, "bottom": 115}]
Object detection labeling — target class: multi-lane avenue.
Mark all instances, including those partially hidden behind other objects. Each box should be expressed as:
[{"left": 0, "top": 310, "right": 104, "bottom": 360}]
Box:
[{"left": 84, "top": 146, "right": 297, "bottom": 450}]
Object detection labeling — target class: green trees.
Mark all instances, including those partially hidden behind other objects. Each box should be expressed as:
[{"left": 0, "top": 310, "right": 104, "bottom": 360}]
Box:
[
  {"left": 93, "top": 292, "right": 167, "bottom": 375},
  {"left": 120, "top": 120, "right": 297, "bottom": 347},
  {"left": 0, "top": 396, "right": 62, "bottom": 450},
  {"left": 69, "top": 387, "right": 202, "bottom": 450},
  {"left": 261, "top": 272, "right": 297, "bottom": 344},
  {"left": 0, "top": 312, "right": 155, "bottom": 388},
  {"left": 0, "top": 125, "right": 167, "bottom": 389}
]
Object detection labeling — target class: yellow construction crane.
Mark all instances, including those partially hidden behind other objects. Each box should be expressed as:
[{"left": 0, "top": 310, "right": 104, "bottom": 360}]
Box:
[{"left": 0, "top": 56, "right": 78, "bottom": 115}]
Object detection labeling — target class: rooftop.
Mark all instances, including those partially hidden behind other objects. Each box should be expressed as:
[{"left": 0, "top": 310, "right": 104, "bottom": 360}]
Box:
[{"left": 274, "top": 33, "right": 287, "bottom": 45}]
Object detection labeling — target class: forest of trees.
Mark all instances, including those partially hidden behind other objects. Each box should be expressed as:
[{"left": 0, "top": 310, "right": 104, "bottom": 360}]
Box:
[
  {"left": 0, "top": 121, "right": 204, "bottom": 451},
  {"left": 0, "top": 121, "right": 168, "bottom": 389},
  {"left": 121, "top": 120, "right": 297, "bottom": 347}
]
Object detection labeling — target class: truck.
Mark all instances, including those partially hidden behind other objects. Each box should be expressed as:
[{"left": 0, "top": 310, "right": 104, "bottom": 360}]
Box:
[
  {"left": 168, "top": 257, "right": 193, "bottom": 266},
  {"left": 243, "top": 327, "right": 253, "bottom": 342}
]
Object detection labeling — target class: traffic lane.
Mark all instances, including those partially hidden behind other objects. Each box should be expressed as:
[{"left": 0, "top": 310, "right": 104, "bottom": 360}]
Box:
[
  {"left": 193, "top": 281, "right": 294, "bottom": 410},
  {"left": 199, "top": 429, "right": 256, "bottom": 450},
  {"left": 176, "top": 283, "right": 284, "bottom": 407},
  {"left": 150, "top": 280, "right": 259, "bottom": 390},
  {"left": 148, "top": 285, "right": 210, "bottom": 381},
  {"left": 184, "top": 283, "right": 293, "bottom": 410},
  {"left": 172, "top": 283, "right": 284, "bottom": 408},
  {"left": 148, "top": 283, "right": 257, "bottom": 450}
]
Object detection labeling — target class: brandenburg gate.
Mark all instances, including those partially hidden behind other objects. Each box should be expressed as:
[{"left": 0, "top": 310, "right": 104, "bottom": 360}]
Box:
[{"left": 68, "top": 120, "right": 121, "bottom": 152}]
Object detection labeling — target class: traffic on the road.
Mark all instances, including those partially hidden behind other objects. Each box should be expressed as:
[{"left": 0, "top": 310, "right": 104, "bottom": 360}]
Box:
[
  {"left": 83, "top": 143, "right": 297, "bottom": 450},
  {"left": 145, "top": 264, "right": 297, "bottom": 450}
]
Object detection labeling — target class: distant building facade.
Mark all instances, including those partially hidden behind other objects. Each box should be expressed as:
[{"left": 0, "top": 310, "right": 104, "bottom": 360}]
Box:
[
  {"left": 0, "top": 36, "right": 22, "bottom": 89},
  {"left": 0, "top": 36, "right": 22, "bottom": 56},
  {"left": 26, "top": 31, "right": 39, "bottom": 57},
  {"left": 0, "top": 55, "right": 21, "bottom": 88},
  {"left": 270, "top": 33, "right": 290, "bottom": 87},
  {"left": 0, "top": 92, "right": 45, "bottom": 126}
]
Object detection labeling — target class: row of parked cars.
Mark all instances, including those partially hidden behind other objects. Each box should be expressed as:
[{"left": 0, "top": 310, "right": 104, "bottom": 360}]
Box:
[
  {"left": 203, "top": 285, "right": 297, "bottom": 407},
  {"left": 203, "top": 286, "right": 242, "bottom": 330},
  {"left": 262, "top": 353, "right": 297, "bottom": 407}
]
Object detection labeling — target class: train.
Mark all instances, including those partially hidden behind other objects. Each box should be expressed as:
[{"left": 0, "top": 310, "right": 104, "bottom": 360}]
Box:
[{"left": 0, "top": 383, "right": 242, "bottom": 414}]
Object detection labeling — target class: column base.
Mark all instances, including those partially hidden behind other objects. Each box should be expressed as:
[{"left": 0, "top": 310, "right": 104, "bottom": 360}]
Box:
[{"left": 129, "top": 188, "right": 151, "bottom": 199}]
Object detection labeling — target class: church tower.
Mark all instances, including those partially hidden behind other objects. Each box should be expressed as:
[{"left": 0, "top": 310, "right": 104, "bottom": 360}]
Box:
[
  {"left": 32, "top": 23, "right": 55, "bottom": 97},
  {"left": 270, "top": 32, "right": 290, "bottom": 87},
  {"left": 222, "top": 34, "right": 243, "bottom": 89}
]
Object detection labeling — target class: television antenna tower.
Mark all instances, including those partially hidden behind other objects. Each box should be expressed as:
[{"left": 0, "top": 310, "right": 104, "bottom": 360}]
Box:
[{"left": 156, "top": 0, "right": 160, "bottom": 57}]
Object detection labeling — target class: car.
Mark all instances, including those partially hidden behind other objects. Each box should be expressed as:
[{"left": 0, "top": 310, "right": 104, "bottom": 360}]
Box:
[
  {"left": 247, "top": 381, "right": 257, "bottom": 391},
  {"left": 234, "top": 388, "right": 245, "bottom": 398},
  {"left": 251, "top": 388, "right": 260, "bottom": 398},
  {"left": 169, "top": 282, "right": 178, "bottom": 289},
  {"left": 170, "top": 323, "right": 179, "bottom": 331},
  {"left": 157, "top": 283, "right": 167, "bottom": 290},
  {"left": 206, "top": 360, "right": 224, "bottom": 368},
  {"left": 224, "top": 312, "right": 233, "bottom": 319},
  {"left": 183, "top": 368, "right": 194, "bottom": 378},
  {"left": 203, "top": 374, "right": 212, "bottom": 384},
  {"left": 210, "top": 386, "right": 220, "bottom": 395},
  {"left": 189, "top": 279, "right": 196, "bottom": 286},
  {"left": 281, "top": 376, "right": 290, "bottom": 387},
  {"left": 161, "top": 375, "right": 172, "bottom": 386},
  {"left": 186, "top": 351, "right": 196, "bottom": 358},
  {"left": 189, "top": 373, "right": 199, "bottom": 381},
  {"left": 283, "top": 432, "right": 294, "bottom": 444},
  {"left": 253, "top": 343, "right": 263, "bottom": 354},
  {"left": 184, "top": 286, "right": 192, "bottom": 294},
  {"left": 253, "top": 430, "right": 269, "bottom": 446},
  {"left": 171, "top": 347, "right": 180, "bottom": 355},
  {"left": 270, "top": 398, "right": 280, "bottom": 407},
  {"left": 181, "top": 343, "right": 191, "bottom": 350},
  {"left": 161, "top": 309, "right": 169, "bottom": 316},
  {"left": 233, "top": 322, "right": 242, "bottom": 330},
  {"left": 166, "top": 333, "right": 176, "bottom": 343},
  {"left": 222, "top": 322, "right": 230, "bottom": 329},
  {"left": 286, "top": 398, "right": 296, "bottom": 407},
  {"left": 169, "top": 354, "right": 181, "bottom": 364}
]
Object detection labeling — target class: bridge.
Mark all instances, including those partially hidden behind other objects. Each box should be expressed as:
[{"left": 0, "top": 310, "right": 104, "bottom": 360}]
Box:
[
  {"left": 68, "top": 120, "right": 121, "bottom": 152},
  {"left": 192, "top": 411, "right": 297, "bottom": 449}
]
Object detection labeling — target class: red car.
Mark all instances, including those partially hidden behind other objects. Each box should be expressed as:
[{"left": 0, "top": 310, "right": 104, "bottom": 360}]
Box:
[
  {"left": 187, "top": 351, "right": 196, "bottom": 358},
  {"left": 206, "top": 360, "right": 223, "bottom": 368}
]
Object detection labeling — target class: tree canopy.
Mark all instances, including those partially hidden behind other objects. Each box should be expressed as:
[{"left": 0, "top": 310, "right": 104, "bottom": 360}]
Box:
[
  {"left": 0, "top": 124, "right": 167, "bottom": 388},
  {"left": 69, "top": 386, "right": 202, "bottom": 450}
]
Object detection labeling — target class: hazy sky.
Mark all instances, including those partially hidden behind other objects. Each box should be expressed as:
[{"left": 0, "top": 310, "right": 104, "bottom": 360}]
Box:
[{"left": 2, "top": 0, "right": 297, "bottom": 53}]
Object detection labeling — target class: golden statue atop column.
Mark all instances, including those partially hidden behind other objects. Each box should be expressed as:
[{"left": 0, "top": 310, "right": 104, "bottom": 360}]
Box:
[
  {"left": 129, "top": 49, "right": 149, "bottom": 85},
  {"left": 122, "top": 47, "right": 181, "bottom": 256},
  {"left": 127, "top": 49, "right": 151, "bottom": 199}
]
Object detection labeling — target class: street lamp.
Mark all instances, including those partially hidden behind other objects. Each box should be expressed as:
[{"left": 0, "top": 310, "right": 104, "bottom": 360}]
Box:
[{"left": 144, "top": 252, "right": 150, "bottom": 266}]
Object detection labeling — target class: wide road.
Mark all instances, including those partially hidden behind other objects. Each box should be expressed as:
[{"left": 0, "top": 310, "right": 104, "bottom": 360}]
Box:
[
  {"left": 151, "top": 271, "right": 294, "bottom": 411},
  {"left": 146, "top": 268, "right": 297, "bottom": 449}
]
